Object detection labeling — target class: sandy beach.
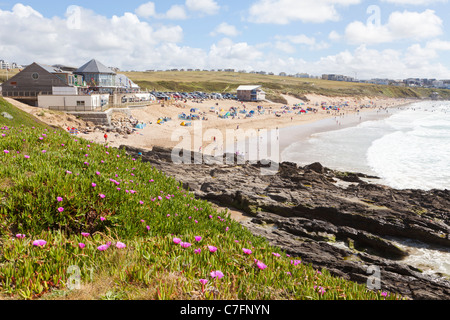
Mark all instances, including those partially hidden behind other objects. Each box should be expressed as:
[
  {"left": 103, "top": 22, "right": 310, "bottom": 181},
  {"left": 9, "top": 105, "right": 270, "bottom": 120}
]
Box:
[{"left": 5, "top": 94, "right": 411, "bottom": 154}]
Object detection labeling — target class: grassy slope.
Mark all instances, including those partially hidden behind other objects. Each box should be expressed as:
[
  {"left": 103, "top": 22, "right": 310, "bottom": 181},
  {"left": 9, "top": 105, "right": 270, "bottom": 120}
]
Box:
[
  {"left": 0, "top": 98, "right": 401, "bottom": 300},
  {"left": 124, "top": 70, "right": 450, "bottom": 101}
]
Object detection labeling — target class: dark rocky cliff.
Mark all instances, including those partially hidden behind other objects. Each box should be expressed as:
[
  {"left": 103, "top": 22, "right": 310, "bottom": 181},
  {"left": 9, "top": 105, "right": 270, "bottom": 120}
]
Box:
[{"left": 121, "top": 145, "right": 450, "bottom": 300}]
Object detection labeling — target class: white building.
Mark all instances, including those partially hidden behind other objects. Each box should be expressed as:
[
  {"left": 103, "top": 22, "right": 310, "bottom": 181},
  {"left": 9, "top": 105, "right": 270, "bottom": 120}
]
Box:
[
  {"left": 0, "top": 60, "right": 10, "bottom": 70},
  {"left": 237, "top": 85, "right": 266, "bottom": 102},
  {"left": 38, "top": 87, "right": 109, "bottom": 111}
]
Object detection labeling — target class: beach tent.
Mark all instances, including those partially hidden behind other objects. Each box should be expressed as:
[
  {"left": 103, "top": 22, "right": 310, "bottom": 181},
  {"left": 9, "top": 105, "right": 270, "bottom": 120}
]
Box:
[{"left": 135, "top": 123, "right": 146, "bottom": 129}]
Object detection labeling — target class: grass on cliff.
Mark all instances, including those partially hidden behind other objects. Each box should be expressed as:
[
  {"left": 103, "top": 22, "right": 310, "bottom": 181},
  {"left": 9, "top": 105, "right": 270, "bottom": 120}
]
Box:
[
  {"left": 0, "top": 97, "right": 402, "bottom": 300},
  {"left": 124, "top": 70, "right": 450, "bottom": 101}
]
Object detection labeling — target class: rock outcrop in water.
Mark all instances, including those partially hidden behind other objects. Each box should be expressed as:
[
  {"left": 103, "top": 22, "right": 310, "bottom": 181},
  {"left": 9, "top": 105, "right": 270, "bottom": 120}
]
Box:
[{"left": 121, "top": 145, "right": 450, "bottom": 300}]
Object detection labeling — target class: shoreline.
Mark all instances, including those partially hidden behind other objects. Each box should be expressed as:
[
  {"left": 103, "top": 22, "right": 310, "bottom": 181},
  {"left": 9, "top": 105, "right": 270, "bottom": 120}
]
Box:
[{"left": 5, "top": 94, "right": 411, "bottom": 154}]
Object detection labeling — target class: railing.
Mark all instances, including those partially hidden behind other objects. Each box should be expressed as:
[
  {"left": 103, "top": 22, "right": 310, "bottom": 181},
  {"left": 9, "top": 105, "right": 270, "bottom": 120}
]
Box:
[{"left": 1, "top": 91, "right": 52, "bottom": 98}]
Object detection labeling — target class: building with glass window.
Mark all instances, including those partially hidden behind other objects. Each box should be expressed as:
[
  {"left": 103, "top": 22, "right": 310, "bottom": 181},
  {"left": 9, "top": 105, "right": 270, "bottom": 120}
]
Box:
[{"left": 74, "top": 59, "right": 116, "bottom": 92}]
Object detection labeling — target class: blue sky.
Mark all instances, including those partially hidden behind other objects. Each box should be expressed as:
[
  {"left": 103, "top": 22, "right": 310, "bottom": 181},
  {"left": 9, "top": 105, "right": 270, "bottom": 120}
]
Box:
[{"left": 1, "top": 0, "right": 450, "bottom": 79}]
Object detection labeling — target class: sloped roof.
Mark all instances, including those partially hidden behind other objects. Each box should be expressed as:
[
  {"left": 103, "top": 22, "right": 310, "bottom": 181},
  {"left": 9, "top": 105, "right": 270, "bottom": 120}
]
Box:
[
  {"left": 237, "top": 85, "right": 262, "bottom": 91},
  {"left": 75, "top": 59, "right": 116, "bottom": 75},
  {"left": 36, "top": 63, "right": 65, "bottom": 74}
]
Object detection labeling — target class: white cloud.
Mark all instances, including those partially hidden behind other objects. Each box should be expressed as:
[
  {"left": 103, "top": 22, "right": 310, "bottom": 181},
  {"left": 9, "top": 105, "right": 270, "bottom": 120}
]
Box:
[
  {"left": 274, "top": 41, "right": 296, "bottom": 54},
  {"left": 328, "top": 31, "right": 342, "bottom": 41},
  {"left": 345, "top": 9, "right": 443, "bottom": 44},
  {"left": 312, "top": 45, "right": 450, "bottom": 79},
  {"left": 207, "top": 38, "right": 264, "bottom": 70},
  {"left": 274, "top": 34, "right": 330, "bottom": 50},
  {"left": 426, "top": 39, "right": 450, "bottom": 51},
  {"left": 210, "top": 23, "right": 240, "bottom": 37},
  {"left": 135, "top": 2, "right": 156, "bottom": 18},
  {"left": 381, "top": 0, "right": 447, "bottom": 5},
  {"left": 248, "top": 0, "right": 361, "bottom": 24},
  {"left": 165, "top": 5, "right": 188, "bottom": 20},
  {"left": 185, "top": 0, "right": 220, "bottom": 15}
]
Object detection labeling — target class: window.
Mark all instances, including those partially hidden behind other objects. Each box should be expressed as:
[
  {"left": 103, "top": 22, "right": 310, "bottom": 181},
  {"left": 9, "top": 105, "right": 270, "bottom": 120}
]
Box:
[
  {"left": 76, "top": 101, "right": 85, "bottom": 106},
  {"left": 31, "top": 72, "right": 39, "bottom": 80}
]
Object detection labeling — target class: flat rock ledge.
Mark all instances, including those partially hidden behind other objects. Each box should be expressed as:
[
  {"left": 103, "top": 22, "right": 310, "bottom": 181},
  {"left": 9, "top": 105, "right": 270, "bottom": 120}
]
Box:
[{"left": 121, "top": 145, "right": 450, "bottom": 300}]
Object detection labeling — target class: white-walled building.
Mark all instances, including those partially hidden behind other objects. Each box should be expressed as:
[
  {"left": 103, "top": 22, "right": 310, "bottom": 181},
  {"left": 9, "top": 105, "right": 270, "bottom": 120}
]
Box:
[
  {"left": 236, "top": 85, "right": 266, "bottom": 102},
  {"left": 38, "top": 88, "right": 109, "bottom": 111}
]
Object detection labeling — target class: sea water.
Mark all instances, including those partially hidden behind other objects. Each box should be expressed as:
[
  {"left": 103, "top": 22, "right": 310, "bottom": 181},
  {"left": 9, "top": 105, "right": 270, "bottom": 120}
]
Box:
[
  {"left": 281, "top": 101, "right": 450, "bottom": 190},
  {"left": 281, "top": 100, "right": 450, "bottom": 280}
]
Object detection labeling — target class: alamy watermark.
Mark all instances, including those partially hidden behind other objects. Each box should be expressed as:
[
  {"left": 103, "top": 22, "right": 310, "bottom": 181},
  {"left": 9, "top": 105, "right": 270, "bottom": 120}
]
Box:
[
  {"left": 170, "top": 122, "right": 280, "bottom": 175},
  {"left": 366, "top": 265, "right": 381, "bottom": 290}
]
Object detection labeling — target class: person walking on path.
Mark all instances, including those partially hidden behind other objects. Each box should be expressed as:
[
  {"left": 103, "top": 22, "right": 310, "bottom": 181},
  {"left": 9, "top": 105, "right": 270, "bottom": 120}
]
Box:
[{"left": 104, "top": 133, "right": 108, "bottom": 144}]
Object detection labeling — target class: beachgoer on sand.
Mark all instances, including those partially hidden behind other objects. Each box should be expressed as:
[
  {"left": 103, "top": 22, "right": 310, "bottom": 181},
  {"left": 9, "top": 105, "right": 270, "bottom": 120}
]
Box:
[{"left": 104, "top": 133, "right": 108, "bottom": 143}]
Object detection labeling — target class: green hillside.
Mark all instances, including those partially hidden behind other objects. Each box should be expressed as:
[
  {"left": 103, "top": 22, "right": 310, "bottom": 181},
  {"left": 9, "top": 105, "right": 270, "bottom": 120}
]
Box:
[
  {"left": 0, "top": 98, "right": 401, "bottom": 300},
  {"left": 124, "top": 70, "right": 450, "bottom": 101}
]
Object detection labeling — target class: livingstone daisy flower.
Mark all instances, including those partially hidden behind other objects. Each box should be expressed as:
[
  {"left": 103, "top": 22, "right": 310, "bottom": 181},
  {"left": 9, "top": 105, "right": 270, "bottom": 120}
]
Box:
[
  {"left": 256, "top": 260, "right": 267, "bottom": 270},
  {"left": 210, "top": 271, "right": 224, "bottom": 279},
  {"left": 180, "top": 242, "right": 191, "bottom": 248},
  {"left": 195, "top": 236, "right": 202, "bottom": 242},
  {"left": 97, "top": 244, "right": 108, "bottom": 251},
  {"left": 208, "top": 246, "right": 218, "bottom": 253},
  {"left": 81, "top": 232, "right": 90, "bottom": 237},
  {"left": 243, "top": 248, "right": 252, "bottom": 255},
  {"left": 33, "top": 240, "right": 47, "bottom": 247},
  {"left": 57, "top": 207, "right": 64, "bottom": 213},
  {"left": 116, "top": 241, "right": 126, "bottom": 249},
  {"left": 173, "top": 238, "right": 182, "bottom": 244},
  {"left": 79, "top": 243, "right": 86, "bottom": 249}
]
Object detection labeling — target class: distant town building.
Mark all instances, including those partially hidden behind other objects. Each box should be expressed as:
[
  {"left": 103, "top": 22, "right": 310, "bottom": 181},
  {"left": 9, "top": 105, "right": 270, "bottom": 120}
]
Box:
[{"left": 236, "top": 85, "right": 266, "bottom": 102}]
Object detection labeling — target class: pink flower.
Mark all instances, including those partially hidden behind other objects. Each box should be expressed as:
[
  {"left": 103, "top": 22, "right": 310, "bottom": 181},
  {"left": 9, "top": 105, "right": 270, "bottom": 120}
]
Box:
[
  {"left": 66, "top": 171, "right": 72, "bottom": 174},
  {"left": 3, "top": 150, "right": 9, "bottom": 154},
  {"left": 116, "top": 241, "right": 126, "bottom": 249},
  {"left": 139, "top": 201, "right": 144, "bottom": 205},
  {"left": 180, "top": 242, "right": 192, "bottom": 248},
  {"left": 314, "top": 286, "right": 326, "bottom": 295},
  {"left": 146, "top": 225, "right": 150, "bottom": 231},
  {"left": 81, "top": 232, "right": 90, "bottom": 237},
  {"left": 99, "top": 194, "right": 106, "bottom": 199},
  {"left": 16, "top": 234, "right": 26, "bottom": 239},
  {"left": 140, "top": 219, "right": 145, "bottom": 223},
  {"left": 272, "top": 252, "right": 281, "bottom": 257},
  {"left": 96, "top": 171, "right": 100, "bottom": 175},
  {"left": 291, "top": 260, "right": 302, "bottom": 266},
  {"left": 242, "top": 248, "right": 252, "bottom": 255},
  {"left": 91, "top": 183, "right": 96, "bottom": 187},
  {"left": 97, "top": 244, "right": 108, "bottom": 251},
  {"left": 208, "top": 246, "right": 217, "bottom": 253},
  {"left": 256, "top": 260, "right": 267, "bottom": 270},
  {"left": 57, "top": 197, "right": 63, "bottom": 202},
  {"left": 42, "top": 150, "right": 46, "bottom": 153},
  {"left": 79, "top": 243, "right": 85, "bottom": 249},
  {"left": 199, "top": 279, "right": 208, "bottom": 285},
  {"left": 32, "top": 240, "right": 47, "bottom": 247},
  {"left": 210, "top": 271, "right": 224, "bottom": 279},
  {"left": 173, "top": 238, "right": 182, "bottom": 244},
  {"left": 100, "top": 216, "right": 106, "bottom": 221},
  {"left": 195, "top": 236, "right": 202, "bottom": 242},
  {"left": 57, "top": 207, "right": 64, "bottom": 213},
  {"left": 24, "top": 155, "right": 30, "bottom": 159},
  {"left": 194, "top": 249, "right": 201, "bottom": 254}
]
